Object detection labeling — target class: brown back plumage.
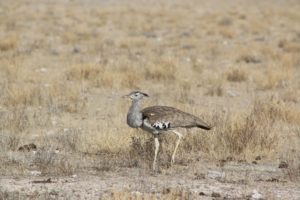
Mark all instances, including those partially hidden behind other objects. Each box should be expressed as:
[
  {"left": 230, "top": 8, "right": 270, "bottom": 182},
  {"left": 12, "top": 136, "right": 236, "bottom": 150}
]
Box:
[{"left": 142, "top": 106, "right": 211, "bottom": 130}]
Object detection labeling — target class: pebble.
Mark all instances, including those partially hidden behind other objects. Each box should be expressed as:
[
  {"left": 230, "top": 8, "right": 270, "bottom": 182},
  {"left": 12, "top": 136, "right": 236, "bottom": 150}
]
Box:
[
  {"left": 207, "top": 170, "right": 225, "bottom": 179},
  {"left": 30, "top": 171, "right": 42, "bottom": 176},
  {"left": 252, "top": 189, "right": 263, "bottom": 199}
]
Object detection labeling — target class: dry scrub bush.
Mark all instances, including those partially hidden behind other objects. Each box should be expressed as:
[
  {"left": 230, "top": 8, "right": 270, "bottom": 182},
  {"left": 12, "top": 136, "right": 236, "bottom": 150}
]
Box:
[
  {"left": 0, "top": 59, "right": 25, "bottom": 84},
  {"left": 226, "top": 68, "right": 247, "bottom": 82},
  {"left": 255, "top": 66, "right": 293, "bottom": 90},
  {"left": 47, "top": 82, "right": 86, "bottom": 113},
  {"left": 176, "top": 84, "right": 194, "bottom": 104},
  {"left": 205, "top": 84, "right": 223, "bottom": 96},
  {"left": 66, "top": 64, "right": 101, "bottom": 81},
  {"left": 119, "top": 72, "right": 142, "bottom": 89},
  {"left": 0, "top": 107, "right": 29, "bottom": 134},
  {"left": 144, "top": 58, "right": 177, "bottom": 82},
  {"left": 182, "top": 99, "right": 293, "bottom": 159},
  {"left": 144, "top": 67, "right": 175, "bottom": 82},
  {"left": 280, "top": 127, "right": 300, "bottom": 182},
  {"left": 129, "top": 136, "right": 154, "bottom": 168},
  {"left": 117, "top": 37, "right": 148, "bottom": 49},
  {"left": 52, "top": 128, "right": 81, "bottom": 152},
  {"left": 4, "top": 84, "right": 43, "bottom": 107},
  {"left": 256, "top": 98, "right": 300, "bottom": 125},
  {"left": 2, "top": 82, "right": 85, "bottom": 113},
  {"left": 0, "top": 60, "right": 85, "bottom": 112},
  {"left": 65, "top": 63, "right": 110, "bottom": 89},
  {"left": 278, "top": 39, "right": 300, "bottom": 53},
  {"left": 32, "top": 148, "right": 78, "bottom": 175},
  {"left": 204, "top": 72, "right": 225, "bottom": 96},
  {"left": 66, "top": 63, "right": 144, "bottom": 89},
  {"left": 253, "top": 51, "right": 296, "bottom": 90},
  {"left": 282, "top": 88, "right": 299, "bottom": 103},
  {"left": 0, "top": 33, "right": 19, "bottom": 51},
  {"left": 0, "top": 134, "right": 20, "bottom": 152},
  {"left": 218, "top": 27, "right": 236, "bottom": 39}
]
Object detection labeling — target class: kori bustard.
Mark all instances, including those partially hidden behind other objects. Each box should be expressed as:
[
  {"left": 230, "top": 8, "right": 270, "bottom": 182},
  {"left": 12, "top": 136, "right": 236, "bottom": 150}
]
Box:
[{"left": 125, "top": 91, "right": 211, "bottom": 170}]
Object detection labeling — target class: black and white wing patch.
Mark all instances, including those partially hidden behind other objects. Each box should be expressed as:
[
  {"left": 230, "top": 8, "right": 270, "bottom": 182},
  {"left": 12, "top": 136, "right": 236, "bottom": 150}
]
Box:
[{"left": 152, "top": 121, "right": 171, "bottom": 130}]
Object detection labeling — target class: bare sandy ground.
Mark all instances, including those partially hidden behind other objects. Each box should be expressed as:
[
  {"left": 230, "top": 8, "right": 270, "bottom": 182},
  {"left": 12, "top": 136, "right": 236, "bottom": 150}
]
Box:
[{"left": 1, "top": 161, "right": 300, "bottom": 199}]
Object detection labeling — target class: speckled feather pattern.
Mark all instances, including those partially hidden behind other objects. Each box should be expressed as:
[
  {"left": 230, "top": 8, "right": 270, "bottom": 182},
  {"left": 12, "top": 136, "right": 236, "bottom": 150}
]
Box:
[{"left": 142, "top": 106, "right": 211, "bottom": 130}]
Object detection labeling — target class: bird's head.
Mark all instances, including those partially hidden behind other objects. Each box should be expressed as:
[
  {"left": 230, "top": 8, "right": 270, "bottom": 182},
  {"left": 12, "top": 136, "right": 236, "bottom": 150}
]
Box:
[{"left": 124, "top": 91, "right": 149, "bottom": 101}]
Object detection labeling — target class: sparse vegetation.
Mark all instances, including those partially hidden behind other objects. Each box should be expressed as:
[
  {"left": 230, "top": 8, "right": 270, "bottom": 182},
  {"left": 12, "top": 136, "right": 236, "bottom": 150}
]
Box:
[
  {"left": 0, "top": 34, "right": 19, "bottom": 51},
  {"left": 226, "top": 68, "right": 247, "bottom": 82},
  {"left": 0, "top": 0, "right": 299, "bottom": 199}
]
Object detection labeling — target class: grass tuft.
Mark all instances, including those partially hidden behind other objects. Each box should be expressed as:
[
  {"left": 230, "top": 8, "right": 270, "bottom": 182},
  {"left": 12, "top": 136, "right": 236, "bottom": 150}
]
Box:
[
  {"left": 0, "top": 34, "right": 18, "bottom": 51},
  {"left": 226, "top": 68, "right": 247, "bottom": 82}
]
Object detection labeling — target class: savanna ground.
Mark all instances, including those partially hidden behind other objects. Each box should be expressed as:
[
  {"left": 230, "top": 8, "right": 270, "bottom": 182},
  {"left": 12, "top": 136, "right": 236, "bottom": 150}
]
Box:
[{"left": 0, "top": 0, "right": 300, "bottom": 199}]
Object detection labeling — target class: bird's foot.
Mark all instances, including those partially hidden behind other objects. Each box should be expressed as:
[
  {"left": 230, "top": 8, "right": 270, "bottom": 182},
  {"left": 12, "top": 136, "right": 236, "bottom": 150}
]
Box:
[
  {"left": 171, "top": 156, "right": 176, "bottom": 166},
  {"left": 152, "top": 163, "right": 156, "bottom": 171}
]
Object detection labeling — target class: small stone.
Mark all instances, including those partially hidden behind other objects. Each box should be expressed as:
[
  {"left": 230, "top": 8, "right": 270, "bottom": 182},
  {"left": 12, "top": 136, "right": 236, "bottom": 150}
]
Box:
[
  {"left": 218, "top": 159, "right": 226, "bottom": 167},
  {"left": 199, "top": 192, "right": 205, "bottom": 196},
  {"left": 72, "top": 174, "right": 77, "bottom": 178},
  {"left": 40, "top": 68, "right": 47, "bottom": 73},
  {"left": 18, "top": 144, "right": 37, "bottom": 152},
  {"left": 162, "top": 188, "right": 171, "bottom": 194},
  {"left": 211, "top": 192, "right": 221, "bottom": 197},
  {"left": 227, "top": 90, "right": 238, "bottom": 97},
  {"left": 267, "top": 177, "right": 279, "bottom": 182},
  {"left": 72, "top": 46, "right": 81, "bottom": 53},
  {"left": 251, "top": 189, "right": 263, "bottom": 199},
  {"left": 278, "top": 161, "right": 288, "bottom": 168},
  {"left": 226, "top": 156, "right": 234, "bottom": 161},
  {"left": 252, "top": 161, "right": 258, "bottom": 165},
  {"left": 49, "top": 189, "right": 58, "bottom": 196},
  {"left": 238, "top": 159, "right": 247, "bottom": 163},
  {"left": 194, "top": 173, "right": 205, "bottom": 180},
  {"left": 30, "top": 170, "right": 42, "bottom": 176},
  {"left": 255, "top": 156, "right": 261, "bottom": 160},
  {"left": 207, "top": 170, "right": 225, "bottom": 180},
  {"left": 63, "top": 128, "right": 69, "bottom": 132}
]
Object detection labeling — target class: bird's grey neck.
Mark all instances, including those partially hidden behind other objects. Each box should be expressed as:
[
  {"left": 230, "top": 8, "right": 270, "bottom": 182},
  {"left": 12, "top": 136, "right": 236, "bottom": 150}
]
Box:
[
  {"left": 130, "top": 99, "right": 141, "bottom": 112},
  {"left": 127, "top": 99, "right": 143, "bottom": 128}
]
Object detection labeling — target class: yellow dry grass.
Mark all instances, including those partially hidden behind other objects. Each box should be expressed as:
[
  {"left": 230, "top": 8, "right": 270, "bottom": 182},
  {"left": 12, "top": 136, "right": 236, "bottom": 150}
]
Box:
[
  {"left": 0, "top": 0, "right": 299, "bottom": 181},
  {"left": 0, "top": 33, "right": 19, "bottom": 51}
]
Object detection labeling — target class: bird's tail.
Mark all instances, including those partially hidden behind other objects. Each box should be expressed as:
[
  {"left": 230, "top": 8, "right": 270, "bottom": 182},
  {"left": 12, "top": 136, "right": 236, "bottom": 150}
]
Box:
[
  {"left": 195, "top": 118, "right": 212, "bottom": 130},
  {"left": 197, "top": 124, "right": 212, "bottom": 130}
]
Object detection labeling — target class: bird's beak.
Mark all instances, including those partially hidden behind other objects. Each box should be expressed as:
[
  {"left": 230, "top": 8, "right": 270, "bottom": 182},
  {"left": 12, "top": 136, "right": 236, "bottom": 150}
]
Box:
[
  {"left": 122, "top": 94, "right": 129, "bottom": 98},
  {"left": 142, "top": 92, "right": 149, "bottom": 97}
]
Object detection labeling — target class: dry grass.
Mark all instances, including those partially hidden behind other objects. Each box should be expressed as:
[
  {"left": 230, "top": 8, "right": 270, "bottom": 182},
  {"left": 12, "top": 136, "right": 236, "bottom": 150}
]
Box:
[
  {"left": 104, "top": 187, "right": 194, "bottom": 200},
  {"left": 226, "top": 68, "right": 247, "bottom": 82},
  {"left": 0, "top": 107, "right": 29, "bottom": 134},
  {"left": 4, "top": 84, "right": 43, "bottom": 107},
  {"left": 205, "top": 84, "right": 224, "bottom": 96},
  {"left": 66, "top": 64, "right": 101, "bottom": 82},
  {"left": 0, "top": 0, "right": 299, "bottom": 198},
  {"left": 144, "top": 58, "right": 177, "bottom": 82},
  {"left": 0, "top": 33, "right": 19, "bottom": 51},
  {"left": 254, "top": 66, "right": 293, "bottom": 90},
  {"left": 126, "top": 97, "right": 300, "bottom": 167},
  {"left": 278, "top": 39, "right": 300, "bottom": 53}
]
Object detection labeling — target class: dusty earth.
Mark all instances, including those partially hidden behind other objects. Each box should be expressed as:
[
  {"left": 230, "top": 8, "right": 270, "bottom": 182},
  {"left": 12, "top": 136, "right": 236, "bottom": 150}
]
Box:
[
  {"left": 1, "top": 0, "right": 300, "bottom": 199},
  {"left": 1, "top": 159, "right": 300, "bottom": 199}
]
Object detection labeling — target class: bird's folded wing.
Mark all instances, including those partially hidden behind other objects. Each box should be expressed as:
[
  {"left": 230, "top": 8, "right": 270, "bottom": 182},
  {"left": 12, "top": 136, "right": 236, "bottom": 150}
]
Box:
[{"left": 142, "top": 106, "right": 211, "bottom": 130}]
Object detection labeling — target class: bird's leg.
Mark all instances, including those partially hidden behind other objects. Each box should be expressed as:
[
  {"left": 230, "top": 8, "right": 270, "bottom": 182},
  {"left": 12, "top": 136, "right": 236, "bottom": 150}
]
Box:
[
  {"left": 171, "top": 130, "right": 183, "bottom": 165},
  {"left": 153, "top": 136, "right": 160, "bottom": 170}
]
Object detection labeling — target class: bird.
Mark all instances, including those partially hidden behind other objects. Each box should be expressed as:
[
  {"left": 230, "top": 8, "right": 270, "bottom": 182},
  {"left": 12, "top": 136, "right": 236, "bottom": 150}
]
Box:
[{"left": 124, "top": 91, "right": 212, "bottom": 170}]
